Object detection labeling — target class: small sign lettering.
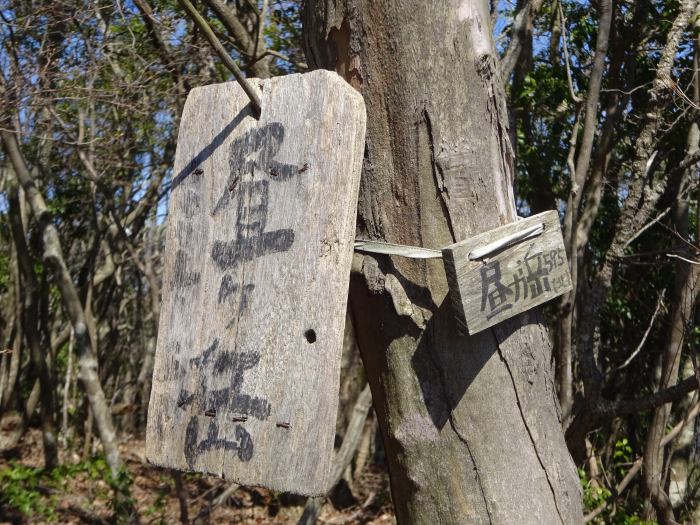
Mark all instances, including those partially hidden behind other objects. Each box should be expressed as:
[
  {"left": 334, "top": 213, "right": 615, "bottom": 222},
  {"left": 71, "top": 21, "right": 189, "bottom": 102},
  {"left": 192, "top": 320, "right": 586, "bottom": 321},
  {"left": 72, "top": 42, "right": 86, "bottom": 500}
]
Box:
[
  {"left": 480, "top": 244, "right": 570, "bottom": 320},
  {"left": 443, "top": 210, "right": 573, "bottom": 334}
]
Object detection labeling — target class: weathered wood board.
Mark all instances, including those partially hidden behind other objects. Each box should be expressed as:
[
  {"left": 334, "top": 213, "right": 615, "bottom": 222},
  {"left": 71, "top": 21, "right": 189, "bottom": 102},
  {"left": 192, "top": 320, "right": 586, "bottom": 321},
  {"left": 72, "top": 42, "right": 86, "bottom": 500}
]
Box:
[
  {"left": 146, "top": 70, "right": 366, "bottom": 496},
  {"left": 442, "top": 210, "right": 572, "bottom": 335}
]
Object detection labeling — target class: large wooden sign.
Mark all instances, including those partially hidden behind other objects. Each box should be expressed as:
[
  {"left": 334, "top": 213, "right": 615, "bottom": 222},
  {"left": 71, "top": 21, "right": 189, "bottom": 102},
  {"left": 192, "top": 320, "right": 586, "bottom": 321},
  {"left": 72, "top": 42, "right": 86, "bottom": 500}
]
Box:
[
  {"left": 146, "top": 70, "right": 366, "bottom": 495},
  {"left": 442, "top": 211, "right": 572, "bottom": 334}
]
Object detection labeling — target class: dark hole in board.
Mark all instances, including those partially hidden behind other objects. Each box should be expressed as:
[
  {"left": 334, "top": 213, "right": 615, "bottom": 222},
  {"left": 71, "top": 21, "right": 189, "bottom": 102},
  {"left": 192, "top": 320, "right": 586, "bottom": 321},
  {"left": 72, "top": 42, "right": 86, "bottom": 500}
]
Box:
[{"left": 304, "top": 329, "right": 317, "bottom": 344}]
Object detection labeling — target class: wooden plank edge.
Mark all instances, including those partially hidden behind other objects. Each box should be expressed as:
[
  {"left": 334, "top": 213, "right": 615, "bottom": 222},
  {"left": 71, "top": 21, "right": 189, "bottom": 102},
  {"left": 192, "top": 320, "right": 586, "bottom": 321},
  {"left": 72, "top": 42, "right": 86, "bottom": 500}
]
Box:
[{"left": 144, "top": 453, "right": 334, "bottom": 496}]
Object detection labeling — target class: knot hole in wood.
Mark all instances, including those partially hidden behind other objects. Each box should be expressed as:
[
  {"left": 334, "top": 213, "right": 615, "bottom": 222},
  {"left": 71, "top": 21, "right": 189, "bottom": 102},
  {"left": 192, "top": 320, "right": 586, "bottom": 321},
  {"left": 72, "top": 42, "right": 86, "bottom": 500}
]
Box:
[{"left": 304, "top": 329, "right": 317, "bottom": 344}]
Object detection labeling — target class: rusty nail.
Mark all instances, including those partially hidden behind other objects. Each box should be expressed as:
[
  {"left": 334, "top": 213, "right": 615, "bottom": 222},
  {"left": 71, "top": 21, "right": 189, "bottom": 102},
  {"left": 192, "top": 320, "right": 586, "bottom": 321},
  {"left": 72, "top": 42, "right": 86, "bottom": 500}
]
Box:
[
  {"left": 298, "top": 163, "right": 309, "bottom": 174},
  {"left": 232, "top": 415, "right": 248, "bottom": 422},
  {"left": 276, "top": 422, "right": 290, "bottom": 429},
  {"left": 205, "top": 409, "right": 216, "bottom": 417}
]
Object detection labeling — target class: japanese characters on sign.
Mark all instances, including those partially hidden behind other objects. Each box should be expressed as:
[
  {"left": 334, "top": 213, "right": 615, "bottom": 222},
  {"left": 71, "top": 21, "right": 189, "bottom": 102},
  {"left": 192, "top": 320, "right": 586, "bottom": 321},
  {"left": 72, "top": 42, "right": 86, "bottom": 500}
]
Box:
[
  {"left": 443, "top": 211, "right": 572, "bottom": 334},
  {"left": 479, "top": 243, "right": 570, "bottom": 320},
  {"left": 146, "top": 70, "right": 366, "bottom": 496}
]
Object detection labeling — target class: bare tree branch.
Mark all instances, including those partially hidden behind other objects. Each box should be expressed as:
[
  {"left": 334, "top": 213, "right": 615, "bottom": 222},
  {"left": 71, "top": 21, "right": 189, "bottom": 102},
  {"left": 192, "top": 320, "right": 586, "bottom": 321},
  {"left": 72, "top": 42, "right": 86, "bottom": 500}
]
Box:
[{"left": 500, "top": 0, "right": 545, "bottom": 81}]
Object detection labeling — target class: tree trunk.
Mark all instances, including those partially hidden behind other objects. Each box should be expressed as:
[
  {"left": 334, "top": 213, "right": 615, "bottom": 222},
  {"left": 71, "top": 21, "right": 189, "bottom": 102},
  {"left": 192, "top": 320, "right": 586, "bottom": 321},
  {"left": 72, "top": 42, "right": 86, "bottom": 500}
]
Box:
[
  {"left": 668, "top": 15, "right": 700, "bottom": 515},
  {"left": 668, "top": 359, "right": 698, "bottom": 509},
  {"left": 0, "top": 247, "right": 22, "bottom": 415},
  {"left": 303, "top": 2, "right": 582, "bottom": 523},
  {"left": 7, "top": 171, "right": 59, "bottom": 468},
  {"left": 642, "top": 74, "right": 700, "bottom": 522},
  {"left": 1, "top": 129, "right": 123, "bottom": 477}
]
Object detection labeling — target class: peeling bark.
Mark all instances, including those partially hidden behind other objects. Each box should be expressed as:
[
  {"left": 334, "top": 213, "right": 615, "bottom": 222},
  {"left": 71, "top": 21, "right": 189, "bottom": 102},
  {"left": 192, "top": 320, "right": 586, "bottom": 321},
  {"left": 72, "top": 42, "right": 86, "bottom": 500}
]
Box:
[{"left": 304, "top": 1, "right": 582, "bottom": 523}]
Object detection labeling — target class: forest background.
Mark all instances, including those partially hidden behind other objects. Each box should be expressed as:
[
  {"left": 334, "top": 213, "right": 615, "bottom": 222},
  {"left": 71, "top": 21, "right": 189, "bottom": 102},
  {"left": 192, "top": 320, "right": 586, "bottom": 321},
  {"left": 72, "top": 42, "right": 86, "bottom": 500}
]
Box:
[{"left": 0, "top": 0, "right": 699, "bottom": 523}]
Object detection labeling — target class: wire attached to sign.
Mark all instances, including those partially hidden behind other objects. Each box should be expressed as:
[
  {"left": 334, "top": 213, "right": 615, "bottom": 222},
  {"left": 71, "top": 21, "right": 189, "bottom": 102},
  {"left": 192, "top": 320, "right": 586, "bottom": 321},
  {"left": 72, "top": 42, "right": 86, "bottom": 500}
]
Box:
[
  {"left": 353, "top": 240, "right": 442, "bottom": 259},
  {"left": 467, "top": 223, "right": 544, "bottom": 260},
  {"left": 354, "top": 222, "right": 545, "bottom": 261}
]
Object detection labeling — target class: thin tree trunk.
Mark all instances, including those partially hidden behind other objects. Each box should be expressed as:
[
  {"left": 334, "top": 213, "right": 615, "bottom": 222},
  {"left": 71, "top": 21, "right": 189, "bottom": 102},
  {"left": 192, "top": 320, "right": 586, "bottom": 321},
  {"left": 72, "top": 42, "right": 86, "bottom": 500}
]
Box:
[
  {"left": 557, "top": 0, "right": 613, "bottom": 421},
  {"left": 1, "top": 247, "right": 22, "bottom": 415},
  {"left": 0, "top": 227, "right": 18, "bottom": 413},
  {"left": 668, "top": 361, "right": 698, "bottom": 508},
  {"left": 566, "top": 0, "right": 699, "bottom": 460},
  {"left": 304, "top": 2, "right": 582, "bottom": 523},
  {"left": 667, "top": 26, "right": 700, "bottom": 517},
  {"left": 500, "top": 0, "right": 545, "bottom": 82},
  {"left": 201, "top": 0, "right": 273, "bottom": 78},
  {"left": 173, "top": 472, "right": 189, "bottom": 524},
  {"left": 642, "top": 88, "right": 700, "bottom": 525},
  {"left": 61, "top": 328, "right": 74, "bottom": 445},
  {"left": 133, "top": 216, "right": 161, "bottom": 423},
  {"left": 0, "top": 379, "right": 40, "bottom": 451},
  {"left": 1, "top": 129, "right": 123, "bottom": 476},
  {"left": 7, "top": 169, "right": 58, "bottom": 468}
]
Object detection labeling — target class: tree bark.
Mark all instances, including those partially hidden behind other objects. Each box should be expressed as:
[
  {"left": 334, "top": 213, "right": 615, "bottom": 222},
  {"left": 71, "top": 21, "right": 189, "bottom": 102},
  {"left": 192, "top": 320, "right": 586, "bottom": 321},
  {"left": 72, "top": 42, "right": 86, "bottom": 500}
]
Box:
[
  {"left": 7, "top": 170, "right": 58, "bottom": 468},
  {"left": 642, "top": 202, "right": 700, "bottom": 524},
  {"left": 500, "top": 0, "right": 545, "bottom": 82},
  {"left": 0, "top": 247, "right": 22, "bottom": 415},
  {"left": 668, "top": 360, "right": 698, "bottom": 509},
  {"left": 201, "top": 0, "right": 273, "bottom": 78},
  {"left": 1, "top": 129, "right": 123, "bottom": 477},
  {"left": 557, "top": 0, "right": 613, "bottom": 422},
  {"left": 566, "top": 0, "right": 699, "bottom": 460},
  {"left": 303, "top": 2, "right": 582, "bottom": 523},
  {"left": 642, "top": 46, "right": 700, "bottom": 519}
]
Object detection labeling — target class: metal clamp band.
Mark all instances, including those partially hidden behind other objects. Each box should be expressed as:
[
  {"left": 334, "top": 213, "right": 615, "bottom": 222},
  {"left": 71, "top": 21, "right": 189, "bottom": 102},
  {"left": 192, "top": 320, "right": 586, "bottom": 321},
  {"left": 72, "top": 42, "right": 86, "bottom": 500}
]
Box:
[
  {"left": 468, "top": 223, "right": 544, "bottom": 260},
  {"left": 353, "top": 221, "right": 544, "bottom": 261},
  {"left": 353, "top": 240, "right": 442, "bottom": 259}
]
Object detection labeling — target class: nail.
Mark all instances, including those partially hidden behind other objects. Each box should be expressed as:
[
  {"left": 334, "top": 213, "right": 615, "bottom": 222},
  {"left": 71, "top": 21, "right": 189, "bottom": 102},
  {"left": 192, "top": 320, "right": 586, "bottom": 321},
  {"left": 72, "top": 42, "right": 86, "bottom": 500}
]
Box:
[
  {"left": 298, "top": 163, "right": 309, "bottom": 174},
  {"left": 205, "top": 409, "right": 216, "bottom": 417},
  {"left": 232, "top": 415, "right": 247, "bottom": 422},
  {"left": 276, "top": 422, "right": 290, "bottom": 429}
]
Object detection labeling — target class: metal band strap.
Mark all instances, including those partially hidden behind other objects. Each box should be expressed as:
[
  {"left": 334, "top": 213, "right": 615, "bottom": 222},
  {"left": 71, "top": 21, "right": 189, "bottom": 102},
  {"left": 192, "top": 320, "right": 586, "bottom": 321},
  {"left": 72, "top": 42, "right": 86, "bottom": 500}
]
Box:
[
  {"left": 353, "top": 240, "right": 442, "bottom": 259},
  {"left": 354, "top": 222, "right": 544, "bottom": 261}
]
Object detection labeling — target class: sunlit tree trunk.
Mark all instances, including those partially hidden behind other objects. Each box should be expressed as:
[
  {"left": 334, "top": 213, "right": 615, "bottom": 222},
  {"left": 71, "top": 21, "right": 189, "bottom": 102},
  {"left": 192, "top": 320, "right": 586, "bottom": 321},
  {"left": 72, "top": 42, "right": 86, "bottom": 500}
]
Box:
[{"left": 304, "top": 2, "right": 582, "bottom": 523}]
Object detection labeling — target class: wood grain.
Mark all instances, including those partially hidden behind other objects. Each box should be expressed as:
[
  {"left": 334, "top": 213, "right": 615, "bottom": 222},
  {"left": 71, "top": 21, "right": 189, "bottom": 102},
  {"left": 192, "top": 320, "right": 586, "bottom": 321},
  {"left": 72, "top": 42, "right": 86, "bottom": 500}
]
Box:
[
  {"left": 146, "top": 70, "right": 366, "bottom": 496},
  {"left": 443, "top": 211, "right": 572, "bottom": 334}
]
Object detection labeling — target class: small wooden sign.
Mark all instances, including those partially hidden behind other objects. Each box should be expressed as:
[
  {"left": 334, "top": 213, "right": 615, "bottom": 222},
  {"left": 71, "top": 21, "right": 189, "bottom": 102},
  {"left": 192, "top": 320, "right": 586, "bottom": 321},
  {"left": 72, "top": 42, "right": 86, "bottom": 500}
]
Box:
[
  {"left": 442, "top": 211, "right": 572, "bottom": 334},
  {"left": 146, "top": 70, "right": 366, "bottom": 495}
]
